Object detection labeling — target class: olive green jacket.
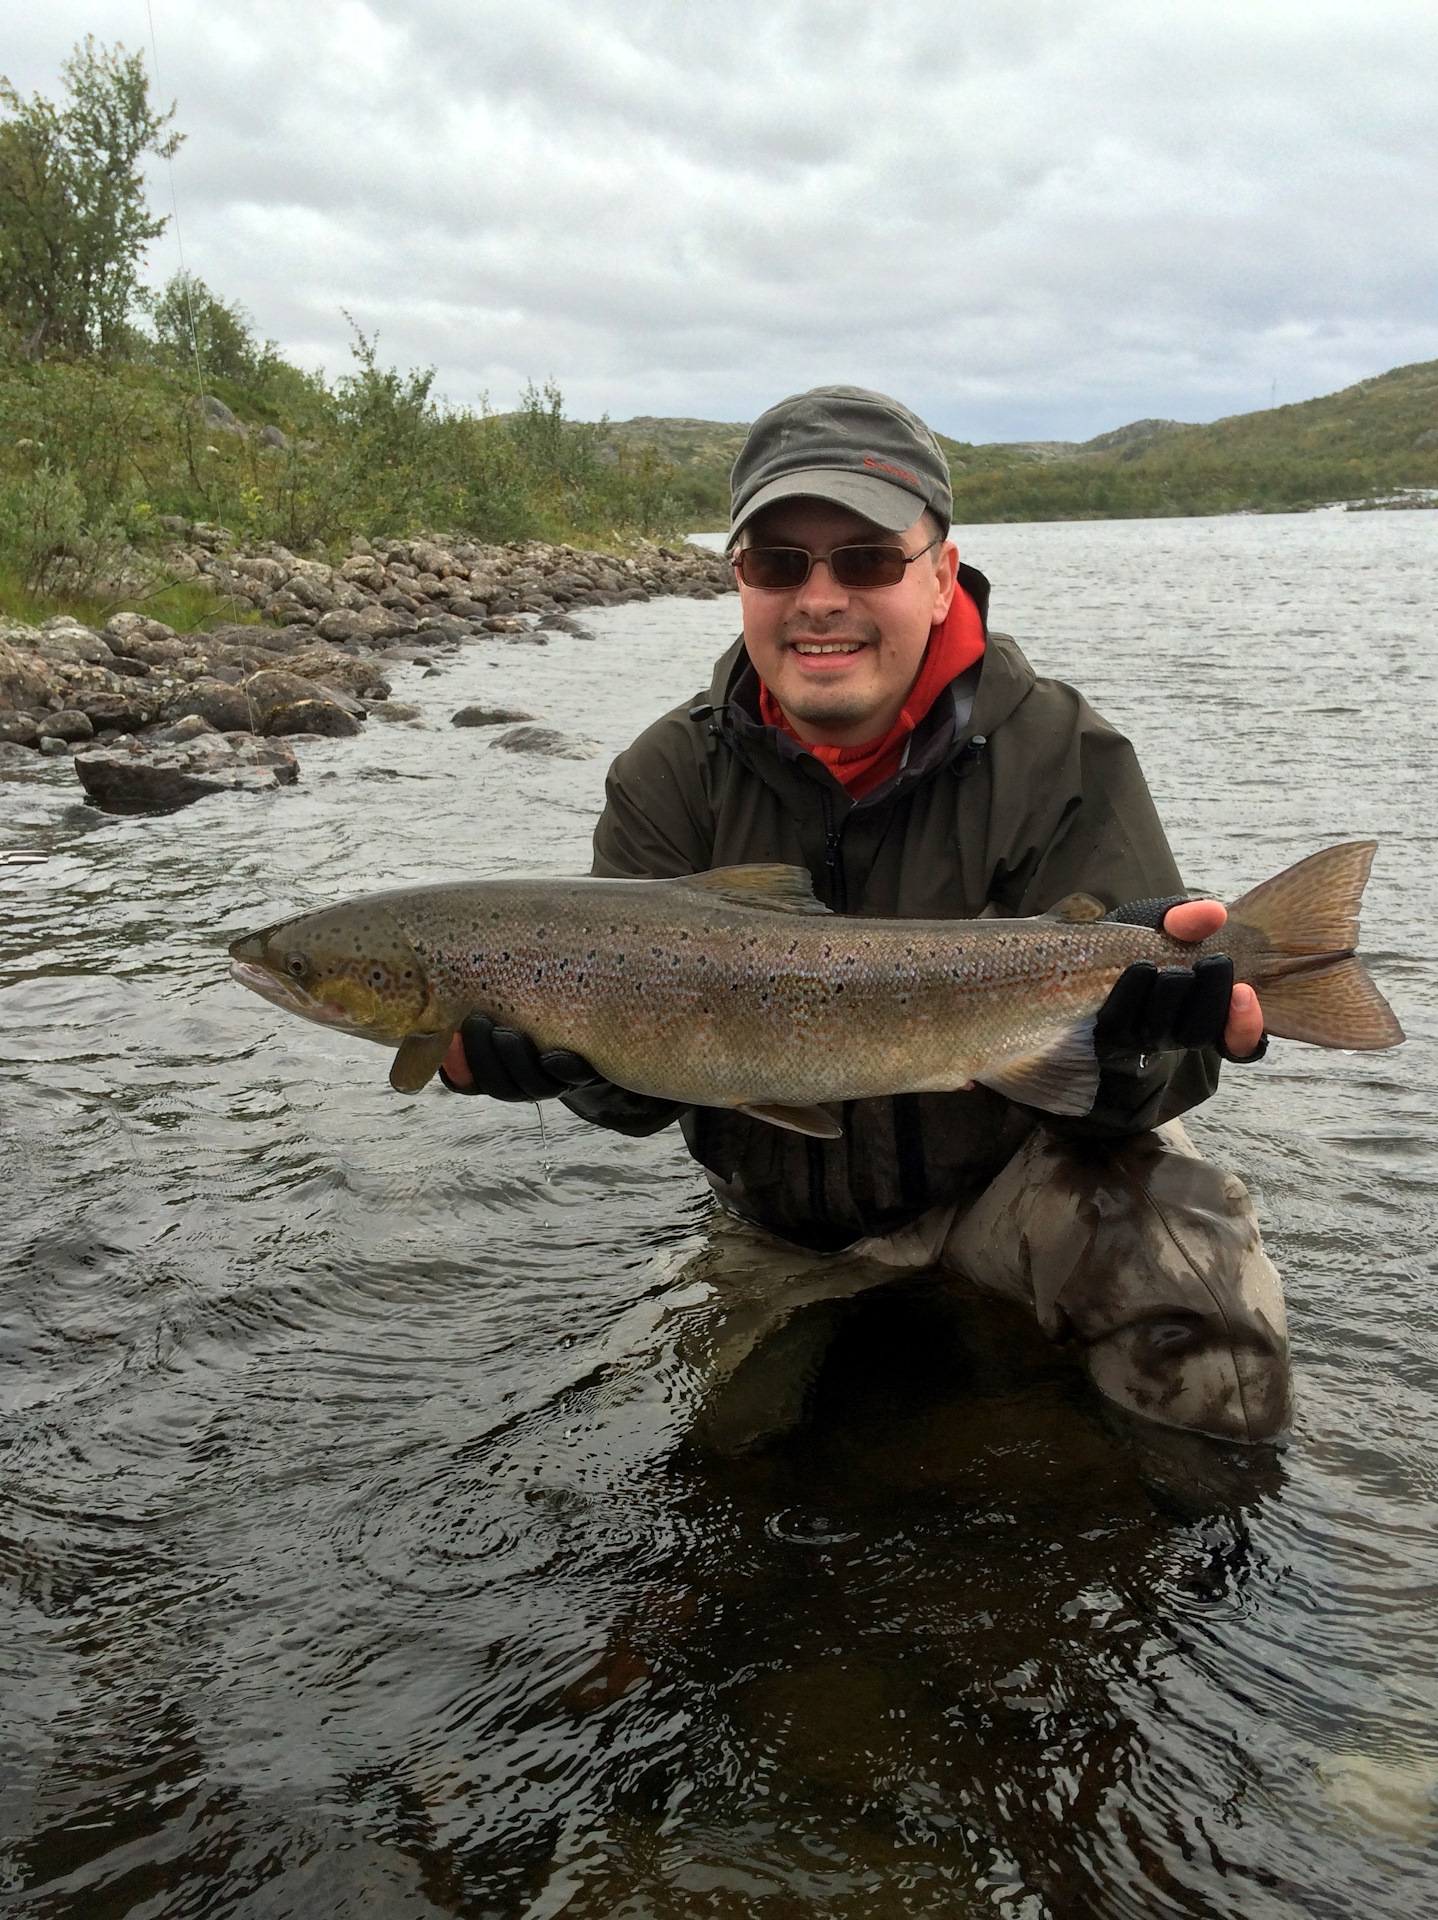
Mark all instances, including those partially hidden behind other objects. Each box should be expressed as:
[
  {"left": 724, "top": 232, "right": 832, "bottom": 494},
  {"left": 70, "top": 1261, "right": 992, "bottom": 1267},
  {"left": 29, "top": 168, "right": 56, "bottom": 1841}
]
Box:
[{"left": 568, "top": 564, "right": 1220, "bottom": 1249}]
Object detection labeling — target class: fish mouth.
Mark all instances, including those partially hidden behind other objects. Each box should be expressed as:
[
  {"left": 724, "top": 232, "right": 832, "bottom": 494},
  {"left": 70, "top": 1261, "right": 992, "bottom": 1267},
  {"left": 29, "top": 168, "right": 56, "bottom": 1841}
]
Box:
[{"left": 228, "top": 959, "right": 361, "bottom": 1030}]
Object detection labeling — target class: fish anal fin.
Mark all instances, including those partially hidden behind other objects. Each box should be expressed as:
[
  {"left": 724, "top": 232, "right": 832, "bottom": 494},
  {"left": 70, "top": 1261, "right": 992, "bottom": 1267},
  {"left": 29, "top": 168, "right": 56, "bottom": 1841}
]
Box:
[
  {"left": 390, "top": 1030, "right": 453, "bottom": 1093},
  {"left": 736, "top": 1100, "right": 844, "bottom": 1138},
  {"left": 1046, "top": 892, "right": 1107, "bottom": 923},
  {"left": 679, "top": 865, "right": 831, "bottom": 916},
  {"left": 975, "top": 1019, "right": 1101, "bottom": 1118}
]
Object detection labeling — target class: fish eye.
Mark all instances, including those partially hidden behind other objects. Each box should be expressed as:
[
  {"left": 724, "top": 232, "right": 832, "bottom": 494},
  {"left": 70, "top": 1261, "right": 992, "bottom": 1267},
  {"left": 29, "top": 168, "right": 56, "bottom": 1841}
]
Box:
[{"left": 285, "top": 952, "right": 309, "bottom": 979}]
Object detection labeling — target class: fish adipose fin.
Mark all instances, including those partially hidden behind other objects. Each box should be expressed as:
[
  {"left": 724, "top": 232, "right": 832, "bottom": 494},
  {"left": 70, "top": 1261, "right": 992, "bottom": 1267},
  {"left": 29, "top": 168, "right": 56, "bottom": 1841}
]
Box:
[
  {"left": 1045, "top": 892, "right": 1107, "bottom": 922},
  {"left": 390, "top": 1031, "right": 453, "bottom": 1093},
  {"left": 737, "top": 1101, "right": 844, "bottom": 1138},
  {"left": 975, "top": 1019, "right": 1101, "bottom": 1118},
  {"left": 1230, "top": 840, "right": 1404, "bottom": 1049},
  {"left": 679, "top": 865, "right": 832, "bottom": 916}
]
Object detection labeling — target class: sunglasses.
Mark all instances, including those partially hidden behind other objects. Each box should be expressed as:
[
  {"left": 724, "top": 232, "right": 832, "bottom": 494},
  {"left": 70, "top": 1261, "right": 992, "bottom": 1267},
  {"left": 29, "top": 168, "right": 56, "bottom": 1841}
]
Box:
[{"left": 733, "top": 535, "right": 941, "bottom": 593}]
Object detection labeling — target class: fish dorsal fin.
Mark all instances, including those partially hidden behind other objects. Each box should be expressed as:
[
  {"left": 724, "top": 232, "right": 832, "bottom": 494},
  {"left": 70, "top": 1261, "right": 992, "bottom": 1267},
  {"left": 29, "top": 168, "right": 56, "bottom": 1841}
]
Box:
[
  {"left": 974, "top": 1019, "right": 1101, "bottom": 1118},
  {"left": 1045, "top": 893, "right": 1107, "bottom": 923},
  {"left": 390, "top": 1031, "right": 452, "bottom": 1093},
  {"left": 737, "top": 1101, "right": 844, "bottom": 1138},
  {"left": 678, "top": 865, "right": 832, "bottom": 916}
]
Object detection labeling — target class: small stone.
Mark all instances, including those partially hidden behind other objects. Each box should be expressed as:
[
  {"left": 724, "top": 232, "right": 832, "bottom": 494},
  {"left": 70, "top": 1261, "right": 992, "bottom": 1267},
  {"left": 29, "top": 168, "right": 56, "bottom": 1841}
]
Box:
[
  {"left": 0, "top": 711, "right": 40, "bottom": 748},
  {"left": 451, "top": 705, "right": 536, "bottom": 727},
  {"left": 367, "top": 701, "right": 422, "bottom": 722},
  {"left": 38, "top": 735, "right": 72, "bottom": 756},
  {"left": 537, "top": 612, "right": 596, "bottom": 637},
  {"left": 0, "top": 740, "right": 42, "bottom": 768}
]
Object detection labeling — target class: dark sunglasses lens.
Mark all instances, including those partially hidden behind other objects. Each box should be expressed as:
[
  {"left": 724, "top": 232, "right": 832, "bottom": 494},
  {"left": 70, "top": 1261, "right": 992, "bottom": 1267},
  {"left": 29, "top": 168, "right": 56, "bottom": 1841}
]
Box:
[
  {"left": 736, "top": 547, "right": 811, "bottom": 590},
  {"left": 829, "top": 544, "right": 908, "bottom": 588}
]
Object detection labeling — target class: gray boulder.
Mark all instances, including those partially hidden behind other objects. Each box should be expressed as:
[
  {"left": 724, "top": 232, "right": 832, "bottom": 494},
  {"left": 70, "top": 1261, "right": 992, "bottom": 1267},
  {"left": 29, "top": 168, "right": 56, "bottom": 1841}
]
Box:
[
  {"left": 41, "top": 708, "right": 94, "bottom": 742},
  {"left": 74, "top": 733, "right": 300, "bottom": 814},
  {"left": 242, "top": 668, "right": 364, "bottom": 737},
  {"left": 169, "top": 678, "right": 257, "bottom": 732},
  {"left": 0, "top": 711, "right": 40, "bottom": 747}
]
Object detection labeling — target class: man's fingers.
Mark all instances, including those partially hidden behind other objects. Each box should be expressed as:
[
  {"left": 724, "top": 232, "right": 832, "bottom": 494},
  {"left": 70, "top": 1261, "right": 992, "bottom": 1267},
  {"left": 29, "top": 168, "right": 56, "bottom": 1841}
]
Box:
[
  {"left": 1224, "top": 982, "right": 1266, "bottom": 1059},
  {"left": 441, "top": 1031, "right": 473, "bottom": 1089},
  {"left": 1164, "top": 898, "right": 1227, "bottom": 944}
]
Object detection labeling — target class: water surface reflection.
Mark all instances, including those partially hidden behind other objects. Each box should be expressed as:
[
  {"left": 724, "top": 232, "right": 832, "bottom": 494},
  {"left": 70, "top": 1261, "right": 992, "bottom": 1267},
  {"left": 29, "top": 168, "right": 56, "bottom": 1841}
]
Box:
[{"left": 2, "top": 511, "right": 1436, "bottom": 1915}]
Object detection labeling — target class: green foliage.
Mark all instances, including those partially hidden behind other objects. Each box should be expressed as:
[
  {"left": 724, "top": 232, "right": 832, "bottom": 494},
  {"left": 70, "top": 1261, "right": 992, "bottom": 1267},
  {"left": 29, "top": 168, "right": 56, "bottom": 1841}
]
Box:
[
  {"left": 0, "top": 461, "right": 125, "bottom": 593},
  {"left": 0, "top": 38, "right": 179, "bottom": 359},
  {"left": 146, "top": 270, "right": 275, "bottom": 386}
]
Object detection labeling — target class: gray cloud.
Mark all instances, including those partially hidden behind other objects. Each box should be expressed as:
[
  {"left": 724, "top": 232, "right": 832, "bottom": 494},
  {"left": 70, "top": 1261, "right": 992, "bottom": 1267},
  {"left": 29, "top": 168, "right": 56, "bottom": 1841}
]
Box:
[{"left": 6, "top": 0, "right": 1437, "bottom": 437}]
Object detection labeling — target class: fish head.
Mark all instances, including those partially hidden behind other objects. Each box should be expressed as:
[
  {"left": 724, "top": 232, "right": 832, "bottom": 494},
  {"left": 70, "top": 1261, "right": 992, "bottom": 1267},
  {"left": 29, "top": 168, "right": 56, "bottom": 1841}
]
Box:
[{"left": 229, "top": 898, "right": 432, "bottom": 1045}]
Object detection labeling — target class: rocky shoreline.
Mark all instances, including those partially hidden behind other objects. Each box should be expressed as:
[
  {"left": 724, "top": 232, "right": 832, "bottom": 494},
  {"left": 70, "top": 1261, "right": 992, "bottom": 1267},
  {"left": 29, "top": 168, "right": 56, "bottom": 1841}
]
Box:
[{"left": 0, "top": 530, "right": 734, "bottom": 812}]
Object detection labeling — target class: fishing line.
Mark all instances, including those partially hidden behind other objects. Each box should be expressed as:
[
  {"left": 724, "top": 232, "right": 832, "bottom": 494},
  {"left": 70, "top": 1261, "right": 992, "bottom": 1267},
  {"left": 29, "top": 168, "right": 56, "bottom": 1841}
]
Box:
[{"left": 144, "top": 0, "right": 259, "bottom": 734}]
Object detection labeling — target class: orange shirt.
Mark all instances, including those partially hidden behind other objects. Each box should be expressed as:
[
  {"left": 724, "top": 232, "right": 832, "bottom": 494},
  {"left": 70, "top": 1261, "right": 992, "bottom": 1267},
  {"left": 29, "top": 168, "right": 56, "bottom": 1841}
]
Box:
[{"left": 758, "top": 584, "right": 986, "bottom": 797}]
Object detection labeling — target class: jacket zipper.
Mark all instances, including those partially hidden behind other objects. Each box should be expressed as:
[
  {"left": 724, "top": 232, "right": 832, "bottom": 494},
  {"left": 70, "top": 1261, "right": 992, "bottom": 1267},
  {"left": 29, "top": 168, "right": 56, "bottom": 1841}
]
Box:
[{"left": 819, "top": 787, "right": 848, "bottom": 912}]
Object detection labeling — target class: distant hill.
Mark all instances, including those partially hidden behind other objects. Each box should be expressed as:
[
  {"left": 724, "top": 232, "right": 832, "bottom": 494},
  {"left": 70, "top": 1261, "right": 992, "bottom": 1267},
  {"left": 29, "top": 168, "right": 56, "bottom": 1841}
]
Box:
[{"left": 601, "top": 361, "right": 1438, "bottom": 526}]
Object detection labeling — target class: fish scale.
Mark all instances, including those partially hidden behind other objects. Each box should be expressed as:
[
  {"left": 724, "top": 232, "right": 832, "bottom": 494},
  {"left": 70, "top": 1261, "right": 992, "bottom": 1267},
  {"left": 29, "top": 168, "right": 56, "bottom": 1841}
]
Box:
[{"left": 229, "top": 843, "right": 1403, "bottom": 1134}]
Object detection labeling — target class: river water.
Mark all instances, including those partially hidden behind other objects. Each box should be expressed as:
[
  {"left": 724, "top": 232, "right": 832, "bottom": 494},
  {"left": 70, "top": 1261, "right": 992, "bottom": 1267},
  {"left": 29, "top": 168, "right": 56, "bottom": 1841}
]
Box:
[{"left": 1, "top": 509, "right": 1435, "bottom": 1918}]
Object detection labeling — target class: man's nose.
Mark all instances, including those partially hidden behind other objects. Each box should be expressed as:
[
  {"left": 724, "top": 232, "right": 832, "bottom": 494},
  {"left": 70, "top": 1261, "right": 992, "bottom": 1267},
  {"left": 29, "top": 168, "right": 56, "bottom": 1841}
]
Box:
[{"left": 792, "top": 555, "right": 848, "bottom": 613}]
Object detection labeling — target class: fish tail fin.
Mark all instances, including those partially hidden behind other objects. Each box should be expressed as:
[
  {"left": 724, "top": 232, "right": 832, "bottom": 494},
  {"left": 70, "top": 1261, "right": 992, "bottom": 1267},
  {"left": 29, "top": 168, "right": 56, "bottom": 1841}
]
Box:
[{"left": 1229, "top": 841, "right": 1404, "bottom": 1050}]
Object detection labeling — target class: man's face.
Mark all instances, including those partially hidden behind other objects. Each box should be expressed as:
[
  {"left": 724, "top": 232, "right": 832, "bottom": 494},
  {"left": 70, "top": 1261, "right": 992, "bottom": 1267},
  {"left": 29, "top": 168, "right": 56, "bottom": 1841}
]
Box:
[{"left": 736, "top": 498, "right": 958, "bottom": 745}]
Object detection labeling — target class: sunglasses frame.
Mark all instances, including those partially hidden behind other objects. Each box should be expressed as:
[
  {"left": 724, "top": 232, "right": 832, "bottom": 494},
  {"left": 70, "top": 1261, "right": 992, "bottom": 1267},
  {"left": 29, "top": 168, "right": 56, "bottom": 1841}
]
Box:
[{"left": 733, "top": 534, "right": 942, "bottom": 593}]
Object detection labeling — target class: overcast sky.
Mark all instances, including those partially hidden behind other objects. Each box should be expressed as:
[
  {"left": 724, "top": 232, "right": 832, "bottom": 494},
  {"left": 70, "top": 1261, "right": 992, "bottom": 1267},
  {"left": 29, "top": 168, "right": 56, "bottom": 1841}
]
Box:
[{"left": 7, "top": 1, "right": 1437, "bottom": 440}]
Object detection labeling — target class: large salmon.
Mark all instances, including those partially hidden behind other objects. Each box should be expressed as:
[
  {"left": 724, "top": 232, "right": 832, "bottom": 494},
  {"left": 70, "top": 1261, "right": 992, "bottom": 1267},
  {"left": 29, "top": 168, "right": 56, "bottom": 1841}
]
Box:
[{"left": 228, "top": 841, "right": 1403, "bottom": 1134}]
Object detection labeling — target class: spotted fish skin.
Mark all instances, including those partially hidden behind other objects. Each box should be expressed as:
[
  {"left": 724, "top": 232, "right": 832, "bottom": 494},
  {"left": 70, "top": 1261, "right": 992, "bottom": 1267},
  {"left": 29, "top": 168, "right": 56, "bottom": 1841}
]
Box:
[{"left": 228, "top": 844, "right": 1403, "bottom": 1124}]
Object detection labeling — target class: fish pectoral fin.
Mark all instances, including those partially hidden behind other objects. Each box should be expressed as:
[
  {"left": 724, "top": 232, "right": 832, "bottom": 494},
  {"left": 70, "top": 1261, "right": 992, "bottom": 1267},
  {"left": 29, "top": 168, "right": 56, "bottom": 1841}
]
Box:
[
  {"left": 1045, "top": 892, "right": 1107, "bottom": 922},
  {"left": 389, "top": 1031, "right": 453, "bottom": 1094},
  {"left": 678, "top": 865, "right": 832, "bottom": 916},
  {"left": 974, "top": 1019, "right": 1100, "bottom": 1118},
  {"left": 736, "top": 1100, "right": 844, "bottom": 1138}
]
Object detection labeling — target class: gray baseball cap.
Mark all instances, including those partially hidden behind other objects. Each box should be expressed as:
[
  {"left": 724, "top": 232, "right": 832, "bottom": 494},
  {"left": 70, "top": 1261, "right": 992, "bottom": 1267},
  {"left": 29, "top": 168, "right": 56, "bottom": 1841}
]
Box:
[{"left": 728, "top": 384, "right": 953, "bottom": 547}]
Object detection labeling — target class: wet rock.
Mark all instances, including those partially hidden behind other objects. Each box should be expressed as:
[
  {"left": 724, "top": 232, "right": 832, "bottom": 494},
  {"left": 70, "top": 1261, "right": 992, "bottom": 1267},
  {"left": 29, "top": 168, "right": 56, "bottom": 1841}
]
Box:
[
  {"left": 38, "top": 734, "right": 72, "bottom": 756},
  {"left": 74, "top": 732, "right": 300, "bottom": 814},
  {"left": 451, "top": 705, "right": 536, "bottom": 727},
  {"left": 493, "top": 724, "right": 598, "bottom": 760},
  {"left": 0, "top": 739, "right": 42, "bottom": 769},
  {"left": 538, "top": 612, "right": 596, "bottom": 637},
  {"left": 368, "top": 700, "right": 422, "bottom": 722},
  {"left": 41, "top": 708, "right": 94, "bottom": 743}
]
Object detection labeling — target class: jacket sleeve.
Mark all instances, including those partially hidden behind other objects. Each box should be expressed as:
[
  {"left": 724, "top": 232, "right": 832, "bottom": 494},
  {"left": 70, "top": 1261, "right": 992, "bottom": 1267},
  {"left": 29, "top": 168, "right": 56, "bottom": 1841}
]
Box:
[
  {"left": 560, "top": 707, "right": 718, "bottom": 1135},
  {"left": 986, "top": 692, "right": 1223, "bottom": 1138}
]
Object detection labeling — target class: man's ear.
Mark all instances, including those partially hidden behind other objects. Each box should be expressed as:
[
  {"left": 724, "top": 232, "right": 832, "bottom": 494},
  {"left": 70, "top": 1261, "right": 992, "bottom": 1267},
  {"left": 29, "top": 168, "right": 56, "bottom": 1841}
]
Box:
[{"left": 931, "top": 538, "right": 959, "bottom": 620}]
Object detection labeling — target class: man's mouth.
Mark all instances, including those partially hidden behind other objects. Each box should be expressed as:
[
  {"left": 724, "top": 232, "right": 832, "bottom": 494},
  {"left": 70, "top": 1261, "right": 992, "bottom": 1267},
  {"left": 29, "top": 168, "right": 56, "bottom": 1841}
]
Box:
[{"left": 790, "top": 639, "right": 865, "bottom": 656}]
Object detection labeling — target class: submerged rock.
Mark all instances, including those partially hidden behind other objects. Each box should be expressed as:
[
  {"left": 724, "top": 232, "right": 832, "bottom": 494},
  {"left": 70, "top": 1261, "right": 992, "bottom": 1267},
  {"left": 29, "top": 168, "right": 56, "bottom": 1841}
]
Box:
[
  {"left": 451, "top": 705, "right": 537, "bottom": 727},
  {"left": 367, "top": 700, "right": 422, "bottom": 722},
  {"left": 73, "top": 733, "right": 300, "bottom": 814},
  {"left": 493, "top": 724, "right": 599, "bottom": 760}
]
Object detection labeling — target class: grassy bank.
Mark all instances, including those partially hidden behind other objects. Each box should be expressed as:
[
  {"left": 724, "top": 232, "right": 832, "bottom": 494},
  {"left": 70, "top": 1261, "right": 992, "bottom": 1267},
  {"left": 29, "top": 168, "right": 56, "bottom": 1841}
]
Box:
[{"left": 0, "top": 333, "right": 693, "bottom": 628}]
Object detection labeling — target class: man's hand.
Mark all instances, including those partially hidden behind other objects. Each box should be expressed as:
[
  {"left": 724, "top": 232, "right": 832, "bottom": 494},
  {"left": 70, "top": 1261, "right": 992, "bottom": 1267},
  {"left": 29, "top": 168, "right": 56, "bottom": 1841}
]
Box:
[
  {"left": 1095, "top": 897, "right": 1266, "bottom": 1062},
  {"left": 1161, "top": 900, "right": 1264, "bottom": 1057},
  {"left": 440, "top": 1016, "right": 603, "bottom": 1100}
]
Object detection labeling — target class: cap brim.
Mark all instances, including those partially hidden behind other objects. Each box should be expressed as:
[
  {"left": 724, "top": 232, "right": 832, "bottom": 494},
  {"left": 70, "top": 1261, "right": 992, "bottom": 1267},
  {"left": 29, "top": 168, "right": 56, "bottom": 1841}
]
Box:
[{"left": 728, "top": 468, "right": 931, "bottom": 546}]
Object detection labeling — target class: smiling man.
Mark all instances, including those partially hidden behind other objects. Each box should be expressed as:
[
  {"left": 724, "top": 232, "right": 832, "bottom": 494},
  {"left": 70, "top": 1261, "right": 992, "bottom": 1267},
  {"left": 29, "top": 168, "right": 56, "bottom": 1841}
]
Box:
[{"left": 444, "top": 386, "right": 1288, "bottom": 1445}]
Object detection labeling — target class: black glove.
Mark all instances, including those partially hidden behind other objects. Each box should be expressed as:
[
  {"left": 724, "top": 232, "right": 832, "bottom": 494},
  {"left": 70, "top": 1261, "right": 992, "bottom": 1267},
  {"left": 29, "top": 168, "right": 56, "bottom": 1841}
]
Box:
[
  {"left": 439, "top": 1014, "right": 604, "bottom": 1100},
  {"left": 1095, "top": 895, "right": 1267, "bottom": 1063}
]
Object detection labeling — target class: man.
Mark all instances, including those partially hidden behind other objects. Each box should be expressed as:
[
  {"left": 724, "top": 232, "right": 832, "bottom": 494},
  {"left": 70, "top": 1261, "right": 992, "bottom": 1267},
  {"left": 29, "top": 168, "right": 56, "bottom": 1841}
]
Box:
[{"left": 443, "top": 386, "right": 1289, "bottom": 1444}]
